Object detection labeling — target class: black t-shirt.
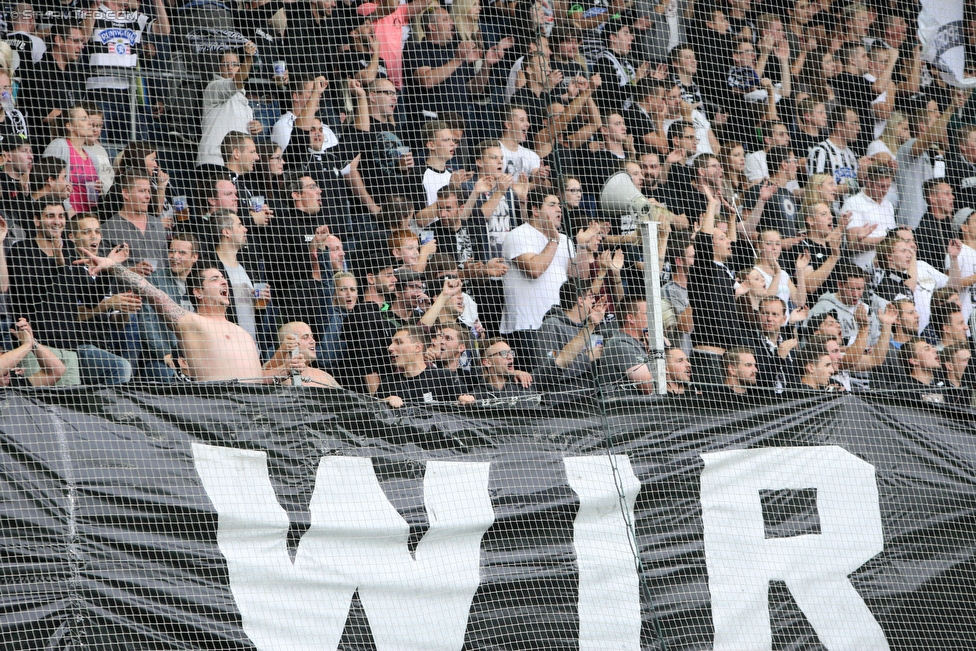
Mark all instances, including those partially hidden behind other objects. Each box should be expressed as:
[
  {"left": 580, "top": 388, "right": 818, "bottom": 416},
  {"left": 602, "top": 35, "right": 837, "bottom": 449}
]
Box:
[
  {"left": 376, "top": 366, "right": 466, "bottom": 404},
  {"left": 589, "top": 53, "right": 637, "bottom": 116},
  {"left": 338, "top": 300, "right": 397, "bottom": 391},
  {"left": 744, "top": 185, "right": 800, "bottom": 238},
  {"left": 232, "top": 0, "right": 289, "bottom": 83},
  {"left": 623, "top": 106, "right": 657, "bottom": 145},
  {"left": 8, "top": 240, "right": 101, "bottom": 349},
  {"left": 568, "top": 147, "right": 625, "bottom": 196},
  {"left": 432, "top": 219, "right": 489, "bottom": 269},
  {"left": 746, "top": 329, "right": 798, "bottom": 390},
  {"left": 550, "top": 58, "right": 587, "bottom": 96},
  {"left": 402, "top": 39, "right": 472, "bottom": 117},
  {"left": 791, "top": 127, "right": 823, "bottom": 163},
  {"left": 0, "top": 108, "right": 29, "bottom": 147},
  {"left": 351, "top": 124, "right": 425, "bottom": 209},
  {"left": 262, "top": 209, "right": 323, "bottom": 291},
  {"left": 798, "top": 236, "right": 842, "bottom": 302},
  {"left": 282, "top": 3, "right": 349, "bottom": 80},
  {"left": 18, "top": 56, "right": 87, "bottom": 140},
  {"left": 946, "top": 152, "right": 976, "bottom": 212},
  {"left": 914, "top": 211, "right": 953, "bottom": 270},
  {"left": 687, "top": 231, "right": 748, "bottom": 350},
  {"left": 470, "top": 377, "right": 537, "bottom": 400},
  {"left": 339, "top": 50, "right": 388, "bottom": 82},
  {"left": 832, "top": 72, "right": 874, "bottom": 155},
  {"left": 657, "top": 161, "right": 695, "bottom": 217}
]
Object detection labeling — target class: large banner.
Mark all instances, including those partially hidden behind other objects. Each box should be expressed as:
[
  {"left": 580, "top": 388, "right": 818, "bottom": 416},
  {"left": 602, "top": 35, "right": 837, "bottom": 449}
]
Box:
[
  {"left": 919, "top": 0, "right": 974, "bottom": 88},
  {"left": 1, "top": 387, "right": 975, "bottom": 650}
]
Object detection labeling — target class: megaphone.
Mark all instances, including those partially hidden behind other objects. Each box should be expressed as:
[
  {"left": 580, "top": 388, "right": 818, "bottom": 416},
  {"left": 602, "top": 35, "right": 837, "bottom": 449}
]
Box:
[
  {"left": 600, "top": 172, "right": 677, "bottom": 224},
  {"left": 600, "top": 172, "right": 655, "bottom": 221}
]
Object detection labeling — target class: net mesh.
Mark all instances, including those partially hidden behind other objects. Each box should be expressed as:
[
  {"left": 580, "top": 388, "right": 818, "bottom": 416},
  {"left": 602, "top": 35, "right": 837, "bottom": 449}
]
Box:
[{"left": 0, "top": 0, "right": 974, "bottom": 648}]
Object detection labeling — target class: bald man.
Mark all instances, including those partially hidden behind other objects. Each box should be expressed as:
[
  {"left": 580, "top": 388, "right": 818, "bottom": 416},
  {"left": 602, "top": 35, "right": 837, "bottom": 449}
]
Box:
[{"left": 264, "top": 321, "right": 342, "bottom": 388}]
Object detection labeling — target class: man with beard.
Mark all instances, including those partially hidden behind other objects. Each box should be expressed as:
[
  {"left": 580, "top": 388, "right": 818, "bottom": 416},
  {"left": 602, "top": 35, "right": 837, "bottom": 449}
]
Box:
[
  {"left": 666, "top": 347, "right": 693, "bottom": 395},
  {"left": 264, "top": 321, "right": 341, "bottom": 388},
  {"left": 719, "top": 347, "right": 759, "bottom": 399},
  {"left": 340, "top": 255, "right": 398, "bottom": 394}
]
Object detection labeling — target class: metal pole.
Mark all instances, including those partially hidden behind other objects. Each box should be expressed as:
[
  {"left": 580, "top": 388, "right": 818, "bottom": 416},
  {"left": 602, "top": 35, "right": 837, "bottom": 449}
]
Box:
[
  {"left": 640, "top": 221, "right": 667, "bottom": 395},
  {"left": 130, "top": 70, "right": 138, "bottom": 142}
]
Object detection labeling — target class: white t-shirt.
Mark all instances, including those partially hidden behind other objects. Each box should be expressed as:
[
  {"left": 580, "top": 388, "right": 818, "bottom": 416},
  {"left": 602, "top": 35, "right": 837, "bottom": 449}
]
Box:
[
  {"left": 500, "top": 224, "right": 574, "bottom": 333},
  {"left": 914, "top": 259, "right": 949, "bottom": 333},
  {"left": 949, "top": 242, "right": 976, "bottom": 323},
  {"left": 842, "top": 191, "right": 896, "bottom": 270},
  {"left": 422, "top": 167, "right": 452, "bottom": 206},
  {"left": 500, "top": 143, "right": 541, "bottom": 183},
  {"left": 197, "top": 77, "right": 253, "bottom": 167},
  {"left": 223, "top": 263, "right": 256, "bottom": 341},
  {"left": 271, "top": 113, "right": 340, "bottom": 153},
  {"left": 755, "top": 265, "right": 791, "bottom": 308}
]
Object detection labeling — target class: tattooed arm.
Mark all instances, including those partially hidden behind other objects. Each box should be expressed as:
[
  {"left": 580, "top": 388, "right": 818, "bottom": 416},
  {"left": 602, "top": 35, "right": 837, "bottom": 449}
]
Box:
[{"left": 75, "top": 247, "right": 191, "bottom": 327}]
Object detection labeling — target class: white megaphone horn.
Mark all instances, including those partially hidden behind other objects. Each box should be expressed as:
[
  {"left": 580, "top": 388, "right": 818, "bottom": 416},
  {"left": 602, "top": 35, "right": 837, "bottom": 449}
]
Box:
[{"left": 600, "top": 172, "right": 656, "bottom": 221}]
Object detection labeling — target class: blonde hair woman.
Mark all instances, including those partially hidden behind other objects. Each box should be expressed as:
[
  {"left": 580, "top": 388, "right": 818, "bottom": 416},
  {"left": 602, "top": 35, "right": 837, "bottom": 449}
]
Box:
[
  {"left": 753, "top": 229, "right": 809, "bottom": 313},
  {"left": 451, "top": 0, "right": 480, "bottom": 41},
  {"left": 803, "top": 173, "right": 839, "bottom": 214}
]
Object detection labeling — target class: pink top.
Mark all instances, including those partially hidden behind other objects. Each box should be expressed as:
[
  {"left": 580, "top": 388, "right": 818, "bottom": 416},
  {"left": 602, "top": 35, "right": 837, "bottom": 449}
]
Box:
[
  {"left": 374, "top": 4, "right": 409, "bottom": 89},
  {"left": 67, "top": 140, "right": 99, "bottom": 213}
]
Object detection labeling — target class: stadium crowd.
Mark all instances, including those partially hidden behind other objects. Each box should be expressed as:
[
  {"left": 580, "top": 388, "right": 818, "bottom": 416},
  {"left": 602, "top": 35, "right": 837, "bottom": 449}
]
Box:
[{"left": 0, "top": 0, "right": 972, "bottom": 406}]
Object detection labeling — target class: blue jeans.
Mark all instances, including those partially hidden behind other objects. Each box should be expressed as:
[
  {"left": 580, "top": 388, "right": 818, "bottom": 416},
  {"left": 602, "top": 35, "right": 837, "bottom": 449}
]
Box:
[
  {"left": 138, "top": 359, "right": 176, "bottom": 382},
  {"left": 76, "top": 344, "right": 132, "bottom": 385}
]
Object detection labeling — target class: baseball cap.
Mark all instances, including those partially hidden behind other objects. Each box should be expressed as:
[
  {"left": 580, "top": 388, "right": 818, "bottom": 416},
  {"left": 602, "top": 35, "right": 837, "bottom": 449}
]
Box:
[
  {"left": 0, "top": 132, "right": 29, "bottom": 153},
  {"left": 394, "top": 267, "right": 424, "bottom": 285},
  {"left": 952, "top": 207, "right": 974, "bottom": 231}
]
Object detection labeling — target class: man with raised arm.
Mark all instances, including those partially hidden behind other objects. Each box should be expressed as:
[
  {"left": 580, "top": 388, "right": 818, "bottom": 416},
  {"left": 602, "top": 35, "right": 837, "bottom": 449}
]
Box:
[{"left": 75, "top": 249, "right": 269, "bottom": 382}]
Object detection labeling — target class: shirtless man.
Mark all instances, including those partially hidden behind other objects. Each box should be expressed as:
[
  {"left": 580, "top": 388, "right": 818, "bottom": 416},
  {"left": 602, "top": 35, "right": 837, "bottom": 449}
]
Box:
[
  {"left": 264, "top": 321, "right": 341, "bottom": 388},
  {"left": 75, "top": 247, "right": 272, "bottom": 382}
]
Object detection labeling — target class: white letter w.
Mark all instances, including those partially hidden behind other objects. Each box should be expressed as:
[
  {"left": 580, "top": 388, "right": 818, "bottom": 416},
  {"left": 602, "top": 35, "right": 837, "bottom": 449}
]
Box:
[{"left": 192, "top": 443, "right": 494, "bottom": 651}]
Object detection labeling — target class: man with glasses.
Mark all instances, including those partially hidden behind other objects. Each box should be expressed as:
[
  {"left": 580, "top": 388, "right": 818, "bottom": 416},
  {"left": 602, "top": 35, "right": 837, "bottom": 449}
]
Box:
[
  {"left": 501, "top": 190, "right": 599, "bottom": 370},
  {"left": 197, "top": 41, "right": 263, "bottom": 168},
  {"left": 473, "top": 337, "right": 537, "bottom": 400},
  {"left": 349, "top": 78, "right": 417, "bottom": 214}
]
